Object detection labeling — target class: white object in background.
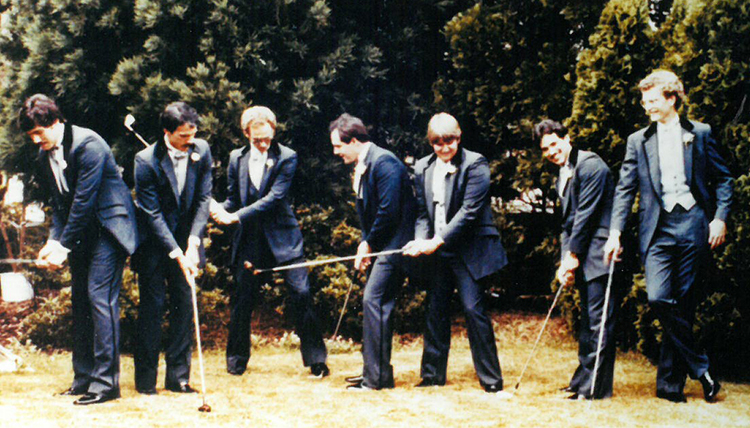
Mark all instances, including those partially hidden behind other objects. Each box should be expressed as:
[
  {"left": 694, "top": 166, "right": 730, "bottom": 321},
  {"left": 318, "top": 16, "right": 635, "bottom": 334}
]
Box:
[
  {"left": 2, "top": 175, "right": 23, "bottom": 205},
  {"left": 0, "top": 272, "right": 34, "bottom": 302},
  {"left": 24, "top": 203, "right": 45, "bottom": 225}
]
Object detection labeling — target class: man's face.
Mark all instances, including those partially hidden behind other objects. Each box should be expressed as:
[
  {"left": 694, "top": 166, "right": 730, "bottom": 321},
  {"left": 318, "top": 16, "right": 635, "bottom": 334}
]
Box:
[
  {"left": 246, "top": 122, "right": 274, "bottom": 154},
  {"left": 641, "top": 86, "right": 676, "bottom": 124},
  {"left": 431, "top": 136, "right": 460, "bottom": 163},
  {"left": 330, "top": 129, "right": 360, "bottom": 164},
  {"left": 26, "top": 121, "right": 61, "bottom": 151},
  {"left": 165, "top": 123, "right": 197, "bottom": 151},
  {"left": 540, "top": 133, "right": 572, "bottom": 167}
]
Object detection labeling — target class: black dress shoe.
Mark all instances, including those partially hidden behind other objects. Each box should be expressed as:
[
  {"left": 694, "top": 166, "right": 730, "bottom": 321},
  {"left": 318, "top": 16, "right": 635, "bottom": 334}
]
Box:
[
  {"left": 416, "top": 378, "right": 444, "bottom": 388},
  {"left": 310, "top": 363, "right": 330, "bottom": 378},
  {"left": 166, "top": 383, "right": 198, "bottom": 393},
  {"left": 656, "top": 390, "right": 687, "bottom": 403},
  {"left": 73, "top": 391, "right": 120, "bottom": 405},
  {"left": 699, "top": 372, "right": 721, "bottom": 402},
  {"left": 136, "top": 387, "right": 157, "bottom": 395},
  {"left": 483, "top": 382, "right": 504, "bottom": 393},
  {"left": 57, "top": 386, "right": 88, "bottom": 396},
  {"left": 345, "top": 374, "right": 364, "bottom": 384}
]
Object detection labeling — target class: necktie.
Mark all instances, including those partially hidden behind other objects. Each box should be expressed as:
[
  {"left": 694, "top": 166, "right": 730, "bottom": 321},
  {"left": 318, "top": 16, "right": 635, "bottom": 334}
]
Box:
[{"left": 48, "top": 147, "right": 69, "bottom": 193}]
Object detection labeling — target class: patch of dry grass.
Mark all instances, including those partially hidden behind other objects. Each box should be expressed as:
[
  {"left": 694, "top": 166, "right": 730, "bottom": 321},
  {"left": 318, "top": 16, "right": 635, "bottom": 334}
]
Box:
[{"left": 1, "top": 313, "right": 749, "bottom": 428}]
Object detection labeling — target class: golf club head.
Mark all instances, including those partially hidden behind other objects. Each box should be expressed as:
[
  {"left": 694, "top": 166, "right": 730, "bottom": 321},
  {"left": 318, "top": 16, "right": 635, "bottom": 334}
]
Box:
[
  {"left": 198, "top": 403, "right": 211, "bottom": 412},
  {"left": 124, "top": 114, "right": 136, "bottom": 130}
]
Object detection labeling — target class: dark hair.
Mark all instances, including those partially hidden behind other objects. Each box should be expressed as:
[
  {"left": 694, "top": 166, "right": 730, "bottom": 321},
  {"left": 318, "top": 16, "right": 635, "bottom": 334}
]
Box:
[
  {"left": 18, "top": 94, "right": 65, "bottom": 132},
  {"left": 533, "top": 119, "right": 568, "bottom": 145},
  {"left": 160, "top": 101, "right": 201, "bottom": 133},
  {"left": 328, "top": 113, "right": 370, "bottom": 143}
]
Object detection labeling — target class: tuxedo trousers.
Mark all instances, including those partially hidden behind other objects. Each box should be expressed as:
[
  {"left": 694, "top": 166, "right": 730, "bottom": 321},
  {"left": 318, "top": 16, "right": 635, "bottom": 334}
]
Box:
[
  {"left": 645, "top": 205, "right": 710, "bottom": 394},
  {"left": 69, "top": 227, "right": 126, "bottom": 395}
]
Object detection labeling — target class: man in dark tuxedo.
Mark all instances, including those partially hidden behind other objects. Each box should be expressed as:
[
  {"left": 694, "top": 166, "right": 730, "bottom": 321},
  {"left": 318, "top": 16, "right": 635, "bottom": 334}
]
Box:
[
  {"left": 604, "top": 70, "right": 733, "bottom": 403},
  {"left": 211, "top": 106, "right": 328, "bottom": 378},
  {"left": 535, "top": 119, "right": 617, "bottom": 400},
  {"left": 402, "top": 113, "right": 507, "bottom": 394},
  {"left": 19, "top": 94, "right": 138, "bottom": 405},
  {"left": 133, "top": 102, "right": 212, "bottom": 395},
  {"left": 329, "top": 113, "right": 415, "bottom": 390}
]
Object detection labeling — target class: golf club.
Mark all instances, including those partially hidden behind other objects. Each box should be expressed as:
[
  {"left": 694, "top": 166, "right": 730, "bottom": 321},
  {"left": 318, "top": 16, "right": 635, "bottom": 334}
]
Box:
[
  {"left": 513, "top": 282, "right": 566, "bottom": 392},
  {"left": 123, "top": 114, "right": 151, "bottom": 148},
  {"left": 587, "top": 252, "right": 617, "bottom": 404},
  {"left": 243, "top": 249, "right": 404, "bottom": 275},
  {"left": 0, "top": 259, "right": 42, "bottom": 265},
  {"left": 185, "top": 272, "right": 211, "bottom": 413},
  {"left": 330, "top": 278, "right": 355, "bottom": 340}
]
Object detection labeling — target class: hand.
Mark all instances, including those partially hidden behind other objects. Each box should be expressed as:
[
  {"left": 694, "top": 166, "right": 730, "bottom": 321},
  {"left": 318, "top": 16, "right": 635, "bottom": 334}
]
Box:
[
  {"left": 185, "top": 242, "right": 200, "bottom": 267},
  {"left": 38, "top": 240, "right": 67, "bottom": 270},
  {"left": 603, "top": 234, "right": 622, "bottom": 264},
  {"left": 708, "top": 219, "right": 726, "bottom": 250},
  {"left": 210, "top": 199, "right": 239, "bottom": 225},
  {"left": 176, "top": 253, "right": 199, "bottom": 279},
  {"left": 354, "top": 241, "right": 372, "bottom": 273},
  {"left": 556, "top": 265, "right": 575, "bottom": 287}
]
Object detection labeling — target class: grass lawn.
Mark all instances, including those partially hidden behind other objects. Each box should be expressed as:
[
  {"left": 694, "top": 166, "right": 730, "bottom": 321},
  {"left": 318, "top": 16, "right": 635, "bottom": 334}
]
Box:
[{"left": 1, "top": 313, "right": 748, "bottom": 427}]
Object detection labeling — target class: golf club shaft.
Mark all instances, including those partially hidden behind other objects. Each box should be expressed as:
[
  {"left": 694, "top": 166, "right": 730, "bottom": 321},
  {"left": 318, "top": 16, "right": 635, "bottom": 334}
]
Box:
[
  {"left": 185, "top": 273, "right": 209, "bottom": 406},
  {"left": 588, "top": 253, "right": 616, "bottom": 402},
  {"left": 250, "top": 249, "right": 404, "bottom": 274},
  {"left": 330, "top": 279, "right": 355, "bottom": 340},
  {"left": 514, "top": 283, "right": 566, "bottom": 390},
  {"left": 0, "top": 259, "right": 40, "bottom": 265}
]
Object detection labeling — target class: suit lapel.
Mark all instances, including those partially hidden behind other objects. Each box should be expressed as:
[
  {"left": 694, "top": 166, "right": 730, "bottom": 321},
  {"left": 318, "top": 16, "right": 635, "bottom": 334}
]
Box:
[
  {"left": 424, "top": 159, "right": 436, "bottom": 223},
  {"left": 361, "top": 145, "right": 376, "bottom": 216},
  {"left": 681, "top": 119, "right": 695, "bottom": 187},
  {"left": 258, "top": 149, "right": 279, "bottom": 196},
  {"left": 642, "top": 127, "right": 662, "bottom": 198},
  {"left": 560, "top": 149, "right": 578, "bottom": 220},
  {"left": 238, "top": 148, "right": 251, "bottom": 206},
  {"left": 182, "top": 145, "right": 198, "bottom": 209},
  {"left": 157, "top": 143, "right": 181, "bottom": 205}
]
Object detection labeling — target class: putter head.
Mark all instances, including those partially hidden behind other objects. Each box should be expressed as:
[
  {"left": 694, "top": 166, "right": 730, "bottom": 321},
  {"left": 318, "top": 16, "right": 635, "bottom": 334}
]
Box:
[
  {"left": 253, "top": 269, "right": 261, "bottom": 276},
  {"left": 198, "top": 403, "right": 211, "bottom": 413},
  {"left": 124, "top": 114, "right": 136, "bottom": 131}
]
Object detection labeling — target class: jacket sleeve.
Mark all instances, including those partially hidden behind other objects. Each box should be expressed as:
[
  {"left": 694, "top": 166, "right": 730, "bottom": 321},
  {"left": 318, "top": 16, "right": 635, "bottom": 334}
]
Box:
[
  {"left": 568, "top": 158, "right": 612, "bottom": 255},
  {"left": 362, "top": 156, "right": 403, "bottom": 249},
  {"left": 190, "top": 144, "right": 213, "bottom": 238},
  {"left": 223, "top": 151, "right": 241, "bottom": 213},
  {"left": 440, "top": 157, "right": 489, "bottom": 247},
  {"left": 58, "top": 138, "right": 106, "bottom": 249},
  {"left": 134, "top": 155, "right": 180, "bottom": 253},
  {"left": 235, "top": 153, "right": 296, "bottom": 223},
  {"left": 705, "top": 127, "right": 733, "bottom": 221},
  {"left": 610, "top": 136, "right": 639, "bottom": 232}
]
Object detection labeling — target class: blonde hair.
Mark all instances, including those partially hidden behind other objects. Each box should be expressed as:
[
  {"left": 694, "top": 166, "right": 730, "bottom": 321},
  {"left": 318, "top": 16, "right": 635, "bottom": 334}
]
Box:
[
  {"left": 639, "top": 70, "right": 685, "bottom": 109},
  {"left": 427, "top": 113, "right": 461, "bottom": 144},
  {"left": 240, "top": 106, "right": 277, "bottom": 137}
]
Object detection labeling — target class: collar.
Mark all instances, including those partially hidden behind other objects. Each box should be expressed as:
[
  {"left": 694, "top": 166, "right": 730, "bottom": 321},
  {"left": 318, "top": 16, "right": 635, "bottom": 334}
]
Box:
[
  {"left": 164, "top": 135, "right": 189, "bottom": 157},
  {"left": 356, "top": 142, "right": 373, "bottom": 167},
  {"left": 45, "top": 122, "right": 66, "bottom": 152},
  {"left": 435, "top": 158, "right": 457, "bottom": 175},
  {"left": 250, "top": 145, "right": 268, "bottom": 162},
  {"left": 657, "top": 115, "right": 680, "bottom": 132}
]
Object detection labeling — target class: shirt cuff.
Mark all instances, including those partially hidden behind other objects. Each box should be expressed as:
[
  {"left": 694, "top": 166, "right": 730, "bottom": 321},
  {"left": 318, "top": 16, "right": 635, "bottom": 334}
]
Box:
[
  {"left": 168, "top": 248, "right": 182, "bottom": 259},
  {"left": 188, "top": 236, "right": 201, "bottom": 248},
  {"left": 47, "top": 240, "right": 71, "bottom": 254}
]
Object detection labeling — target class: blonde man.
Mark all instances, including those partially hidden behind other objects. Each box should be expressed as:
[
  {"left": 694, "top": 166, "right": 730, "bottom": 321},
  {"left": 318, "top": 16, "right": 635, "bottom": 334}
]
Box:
[{"left": 211, "top": 106, "right": 329, "bottom": 378}]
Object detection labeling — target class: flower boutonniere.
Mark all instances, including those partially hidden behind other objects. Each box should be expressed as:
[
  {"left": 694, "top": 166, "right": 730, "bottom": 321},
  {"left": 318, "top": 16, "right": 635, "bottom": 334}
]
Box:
[
  {"left": 190, "top": 152, "right": 201, "bottom": 162},
  {"left": 682, "top": 132, "right": 695, "bottom": 148},
  {"left": 266, "top": 158, "right": 275, "bottom": 169}
]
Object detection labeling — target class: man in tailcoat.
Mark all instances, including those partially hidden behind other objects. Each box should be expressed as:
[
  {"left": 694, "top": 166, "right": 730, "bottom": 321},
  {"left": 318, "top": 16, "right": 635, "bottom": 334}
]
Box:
[
  {"left": 329, "top": 113, "right": 415, "bottom": 390},
  {"left": 211, "top": 106, "right": 328, "bottom": 378},
  {"left": 133, "top": 101, "right": 212, "bottom": 395},
  {"left": 536, "top": 119, "right": 617, "bottom": 400},
  {"left": 19, "top": 94, "right": 138, "bottom": 405},
  {"left": 402, "top": 113, "right": 507, "bottom": 394},
  {"left": 604, "top": 70, "right": 732, "bottom": 403}
]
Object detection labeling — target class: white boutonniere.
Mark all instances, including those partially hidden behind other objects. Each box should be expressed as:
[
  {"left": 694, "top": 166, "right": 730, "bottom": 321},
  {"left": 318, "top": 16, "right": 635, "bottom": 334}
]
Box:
[
  {"left": 190, "top": 152, "right": 201, "bottom": 162},
  {"left": 266, "top": 158, "right": 275, "bottom": 168},
  {"left": 682, "top": 132, "right": 695, "bottom": 147}
]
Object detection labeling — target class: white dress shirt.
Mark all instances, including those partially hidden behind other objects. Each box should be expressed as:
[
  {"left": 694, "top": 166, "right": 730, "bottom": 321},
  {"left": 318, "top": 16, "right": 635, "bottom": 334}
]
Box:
[
  {"left": 248, "top": 145, "right": 268, "bottom": 190},
  {"left": 48, "top": 144, "right": 69, "bottom": 194},
  {"left": 657, "top": 116, "right": 696, "bottom": 212},
  {"left": 558, "top": 162, "right": 573, "bottom": 198},
  {"left": 165, "top": 136, "right": 189, "bottom": 195}
]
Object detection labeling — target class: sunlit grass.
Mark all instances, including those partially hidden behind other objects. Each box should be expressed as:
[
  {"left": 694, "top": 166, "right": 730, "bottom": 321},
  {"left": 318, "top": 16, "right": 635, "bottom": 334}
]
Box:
[{"left": 1, "top": 313, "right": 748, "bottom": 427}]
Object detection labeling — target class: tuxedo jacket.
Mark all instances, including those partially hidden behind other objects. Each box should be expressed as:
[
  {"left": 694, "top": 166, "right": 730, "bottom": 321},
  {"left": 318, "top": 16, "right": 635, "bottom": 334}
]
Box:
[
  {"left": 558, "top": 149, "right": 614, "bottom": 281},
  {"left": 610, "top": 118, "right": 733, "bottom": 257},
  {"left": 223, "top": 143, "right": 304, "bottom": 265},
  {"left": 413, "top": 148, "right": 507, "bottom": 280},
  {"left": 38, "top": 123, "right": 137, "bottom": 255},
  {"left": 356, "top": 144, "right": 416, "bottom": 252},
  {"left": 133, "top": 138, "right": 212, "bottom": 259}
]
